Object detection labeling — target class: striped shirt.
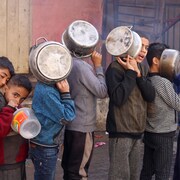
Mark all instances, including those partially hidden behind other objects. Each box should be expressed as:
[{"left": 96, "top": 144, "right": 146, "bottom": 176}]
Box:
[{"left": 146, "top": 74, "right": 180, "bottom": 133}]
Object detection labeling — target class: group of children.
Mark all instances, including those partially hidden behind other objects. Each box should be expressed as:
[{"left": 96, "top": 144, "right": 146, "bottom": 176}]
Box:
[
  {"left": 0, "top": 39, "right": 180, "bottom": 180},
  {"left": 0, "top": 56, "right": 32, "bottom": 179}
]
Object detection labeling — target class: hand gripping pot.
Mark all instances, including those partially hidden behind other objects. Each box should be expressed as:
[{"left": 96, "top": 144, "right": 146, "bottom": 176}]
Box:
[
  {"left": 11, "top": 108, "right": 41, "bottom": 139},
  {"left": 160, "top": 49, "right": 180, "bottom": 81},
  {"left": 61, "top": 20, "right": 99, "bottom": 58},
  {"left": 105, "top": 26, "right": 142, "bottom": 58},
  {"left": 29, "top": 37, "right": 72, "bottom": 84}
]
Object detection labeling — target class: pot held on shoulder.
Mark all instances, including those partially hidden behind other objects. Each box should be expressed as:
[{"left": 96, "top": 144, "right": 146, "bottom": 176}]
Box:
[
  {"left": 105, "top": 26, "right": 142, "bottom": 58},
  {"left": 29, "top": 37, "right": 72, "bottom": 84},
  {"left": 61, "top": 20, "right": 99, "bottom": 58},
  {"left": 160, "top": 49, "right": 180, "bottom": 81}
]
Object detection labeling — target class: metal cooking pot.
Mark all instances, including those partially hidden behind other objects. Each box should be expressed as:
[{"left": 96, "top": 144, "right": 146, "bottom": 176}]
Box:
[
  {"left": 160, "top": 49, "right": 180, "bottom": 81},
  {"left": 105, "top": 26, "right": 142, "bottom": 58},
  {"left": 61, "top": 20, "right": 99, "bottom": 58},
  {"left": 29, "top": 37, "right": 72, "bottom": 84}
]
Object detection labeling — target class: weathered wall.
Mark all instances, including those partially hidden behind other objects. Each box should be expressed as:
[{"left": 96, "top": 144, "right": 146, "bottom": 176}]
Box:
[
  {"left": 29, "top": 0, "right": 108, "bottom": 131},
  {"left": 31, "top": 0, "right": 103, "bottom": 43}
]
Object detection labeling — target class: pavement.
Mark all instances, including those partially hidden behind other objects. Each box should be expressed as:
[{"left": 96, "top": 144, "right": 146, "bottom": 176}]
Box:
[{"left": 26, "top": 131, "right": 178, "bottom": 180}]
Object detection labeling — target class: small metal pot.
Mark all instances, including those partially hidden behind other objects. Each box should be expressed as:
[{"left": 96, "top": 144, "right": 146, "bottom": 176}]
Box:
[
  {"left": 160, "top": 49, "right": 180, "bottom": 81},
  {"left": 29, "top": 37, "right": 72, "bottom": 84},
  {"left": 61, "top": 20, "right": 99, "bottom": 58},
  {"left": 105, "top": 26, "right": 142, "bottom": 58}
]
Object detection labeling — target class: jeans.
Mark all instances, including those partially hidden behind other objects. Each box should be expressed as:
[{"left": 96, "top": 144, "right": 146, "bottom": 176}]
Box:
[{"left": 29, "top": 144, "right": 59, "bottom": 180}]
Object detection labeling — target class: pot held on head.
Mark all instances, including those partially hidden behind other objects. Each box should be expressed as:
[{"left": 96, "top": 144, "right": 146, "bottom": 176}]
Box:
[
  {"left": 29, "top": 37, "right": 72, "bottom": 84},
  {"left": 160, "top": 49, "right": 180, "bottom": 81},
  {"left": 61, "top": 20, "right": 99, "bottom": 58},
  {"left": 105, "top": 26, "right": 142, "bottom": 58}
]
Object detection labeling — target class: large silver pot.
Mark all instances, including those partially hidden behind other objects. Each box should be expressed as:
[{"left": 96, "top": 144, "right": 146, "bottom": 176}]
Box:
[
  {"left": 105, "top": 26, "right": 142, "bottom": 58},
  {"left": 160, "top": 49, "right": 180, "bottom": 81},
  {"left": 61, "top": 20, "right": 99, "bottom": 58},
  {"left": 29, "top": 37, "right": 72, "bottom": 84}
]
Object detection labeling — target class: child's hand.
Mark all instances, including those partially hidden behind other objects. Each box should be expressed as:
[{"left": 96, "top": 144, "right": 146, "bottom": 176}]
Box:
[
  {"left": 91, "top": 51, "right": 102, "bottom": 67},
  {"left": 116, "top": 56, "right": 134, "bottom": 70},
  {"left": 117, "top": 55, "right": 141, "bottom": 77},
  {"left": 8, "top": 99, "right": 18, "bottom": 108},
  {"left": 56, "top": 79, "right": 70, "bottom": 93}
]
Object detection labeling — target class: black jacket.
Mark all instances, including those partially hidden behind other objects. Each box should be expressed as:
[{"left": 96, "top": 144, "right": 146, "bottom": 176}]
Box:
[{"left": 105, "top": 61, "right": 155, "bottom": 138}]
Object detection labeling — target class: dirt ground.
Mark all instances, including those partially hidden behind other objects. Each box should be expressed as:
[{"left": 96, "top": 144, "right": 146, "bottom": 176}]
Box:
[{"left": 26, "top": 131, "right": 178, "bottom": 180}]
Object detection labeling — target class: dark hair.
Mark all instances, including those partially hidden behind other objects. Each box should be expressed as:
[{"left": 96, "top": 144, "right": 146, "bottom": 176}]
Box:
[
  {"left": 0, "top": 56, "right": 15, "bottom": 76},
  {"left": 146, "top": 42, "right": 170, "bottom": 67},
  {"left": 7, "top": 74, "right": 32, "bottom": 93},
  {"left": 135, "top": 31, "right": 150, "bottom": 41}
]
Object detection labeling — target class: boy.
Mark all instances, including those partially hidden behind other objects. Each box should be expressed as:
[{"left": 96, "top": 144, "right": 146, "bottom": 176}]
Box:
[
  {"left": 61, "top": 51, "right": 107, "bottom": 180},
  {"left": 106, "top": 36, "right": 155, "bottom": 180},
  {"left": 0, "top": 74, "right": 32, "bottom": 180},
  {"left": 29, "top": 78, "right": 76, "bottom": 180},
  {"left": 0, "top": 56, "right": 15, "bottom": 109},
  {"left": 140, "top": 43, "right": 180, "bottom": 180}
]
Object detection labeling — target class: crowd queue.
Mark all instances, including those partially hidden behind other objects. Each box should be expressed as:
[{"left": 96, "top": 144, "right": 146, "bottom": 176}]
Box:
[{"left": 0, "top": 20, "right": 180, "bottom": 180}]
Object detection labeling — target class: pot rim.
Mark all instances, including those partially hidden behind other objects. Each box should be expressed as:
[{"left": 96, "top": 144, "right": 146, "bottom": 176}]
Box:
[
  {"left": 105, "top": 26, "right": 136, "bottom": 56},
  {"left": 29, "top": 41, "right": 72, "bottom": 84}
]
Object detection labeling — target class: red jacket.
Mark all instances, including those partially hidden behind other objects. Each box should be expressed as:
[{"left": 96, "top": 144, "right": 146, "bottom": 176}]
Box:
[
  {"left": 0, "top": 106, "right": 28, "bottom": 167},
  {"left": 0, "top": 106, "right": 14, "bottom": 137}
]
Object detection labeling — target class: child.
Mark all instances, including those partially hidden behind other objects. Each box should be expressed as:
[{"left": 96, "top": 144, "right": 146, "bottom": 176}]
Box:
[
  {"left": 173, "top": 74, "right": 180, "bottom": 180},
  {"left": 0, "top": 56, "right": 15, "bottom": 109},
  {"left": 105, "top": 35, "right": 155, "bottom": 180},
  {"left": 29, "top": 78, "right": 76, "bottom": 180},
  {"left": 0, "top": 74, "right": 32, "bottom": 180},
  {"left": 140, "top": 43, "right": 180, "bottom": 180},
  {"left": 61, "top": 51, "right": 107, "bottom": 180}
]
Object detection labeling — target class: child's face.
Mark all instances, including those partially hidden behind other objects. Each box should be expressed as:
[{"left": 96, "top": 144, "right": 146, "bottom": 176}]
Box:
[
  {"left": 0, "top": 68, "right": 11, "bottom": 87},
  {"left": 135, "top": 37, "right": 149, "bottom": 63},
  {"left": 4, "top": 85, "right": 29, "bottom": 106}
]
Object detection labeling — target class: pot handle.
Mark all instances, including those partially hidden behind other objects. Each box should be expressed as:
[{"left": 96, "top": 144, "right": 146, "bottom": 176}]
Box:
[
  {"left": 72, "top": 47, "right": 97, "bottom": 59},
  {"left": 72, "top": 51, "right": 91, "bottom": 58},
  {"left": 127, "top": 26, "right": 133, "bottom": 30},
  {"left": 35, "top": 37, "right": 48, "bottom": 47}
]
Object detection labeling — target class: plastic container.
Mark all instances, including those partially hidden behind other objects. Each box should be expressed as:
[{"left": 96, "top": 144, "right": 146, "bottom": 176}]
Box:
[{"left": 11, "top": 108, "right": 41, "bottom": 139}]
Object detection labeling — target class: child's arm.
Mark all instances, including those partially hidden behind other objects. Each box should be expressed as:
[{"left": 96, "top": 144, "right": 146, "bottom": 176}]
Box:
[{"left": 0, "top": 106, "right": 15, "bottom": 137}]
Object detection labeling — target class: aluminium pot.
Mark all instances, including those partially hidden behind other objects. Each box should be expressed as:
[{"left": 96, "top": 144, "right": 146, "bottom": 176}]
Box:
[
  {"left": 160, "top": 49, "right": 180, "bottom": 81},
  {"left": 105, "top": 26, "right": 142, "bottom": 58},
  {"left": 29, "top": 37, "right": 72, "bottom": 84},
  {"left": 61, "top": 20, "right": 99, "bottom": 58}
]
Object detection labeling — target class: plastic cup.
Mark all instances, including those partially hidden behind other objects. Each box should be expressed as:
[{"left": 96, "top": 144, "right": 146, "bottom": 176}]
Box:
[{"left": 11, "top": 108, "right": 41, "bottom": 139}]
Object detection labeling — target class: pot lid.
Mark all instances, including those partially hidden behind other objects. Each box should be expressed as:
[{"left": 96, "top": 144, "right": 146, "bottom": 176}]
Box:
[
  {"left": 36, "top": 43, "right": 72, "bottom": 80},
  {"left": 68, "top": 20, "right": 99, "bottom": 46},
  {"left": 105, "top": 26, "right": 133, "bottom": 56}
]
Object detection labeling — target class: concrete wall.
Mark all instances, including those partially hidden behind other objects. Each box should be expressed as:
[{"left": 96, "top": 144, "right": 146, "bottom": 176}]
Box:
[
  {"left": 29, "top": 0, "right": 108, "bottom": 131},
  {"left": 31, "top": 0, "right": 103, "bottom": 43}
]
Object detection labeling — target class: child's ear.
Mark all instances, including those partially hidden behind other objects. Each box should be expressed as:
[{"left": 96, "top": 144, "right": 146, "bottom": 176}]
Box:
[
  {"left": 0, "top": 85, "right": 8, "bottom": 94},
  {"left": 4, "top": 84, "right": 9, "bottom": 92},
  {"left": 152, "top": 57, "right": 160, "bottom": 65}
]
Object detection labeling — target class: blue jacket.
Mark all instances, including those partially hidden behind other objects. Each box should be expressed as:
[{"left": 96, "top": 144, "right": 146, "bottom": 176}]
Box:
[{"left": 31, "top": 82, "right": 75, "bottom": 146}]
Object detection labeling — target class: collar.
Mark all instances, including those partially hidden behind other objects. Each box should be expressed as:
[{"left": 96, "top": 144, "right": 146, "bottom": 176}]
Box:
[{"left": 148, "top": 72, "right": 160, "bottom": 77}]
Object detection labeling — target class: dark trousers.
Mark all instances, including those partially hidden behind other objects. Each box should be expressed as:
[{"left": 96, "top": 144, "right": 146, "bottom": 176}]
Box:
[
  {"left": 140, "top": 131, "right": 174, "bottom": 180},
  {"left": 61, "top": 130, "right": 94, "bottom": 180},
  {"left": 173, "top": 131, "right": 180, "bottom": 180},
  {"left": 0, "top": 162, "right": 26, "bottom": 180}
]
